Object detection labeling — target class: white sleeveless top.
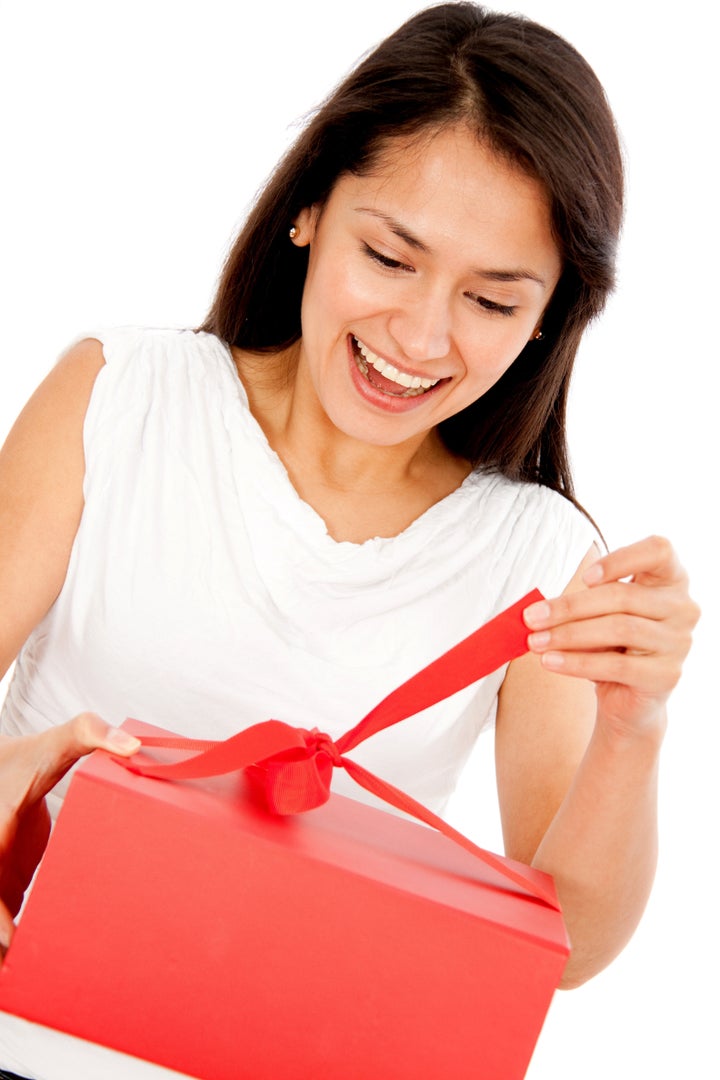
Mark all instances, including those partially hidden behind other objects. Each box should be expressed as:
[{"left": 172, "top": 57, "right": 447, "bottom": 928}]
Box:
[{"left": 0, "top": 326, "right": 597, "bottom": 1078}]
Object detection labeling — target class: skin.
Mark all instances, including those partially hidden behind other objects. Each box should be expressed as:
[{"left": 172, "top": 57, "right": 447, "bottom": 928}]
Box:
[
  {"left": 242, "top": 127, "right": 559, "bottom": 542},
  {"left": 0, "top": 126, "right": 699, "bottom": 987}
]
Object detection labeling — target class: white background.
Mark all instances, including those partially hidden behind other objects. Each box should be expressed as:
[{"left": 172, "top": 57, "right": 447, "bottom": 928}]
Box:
[{"left": 1, "top": 1, "right": 717, "bottom": 1076}]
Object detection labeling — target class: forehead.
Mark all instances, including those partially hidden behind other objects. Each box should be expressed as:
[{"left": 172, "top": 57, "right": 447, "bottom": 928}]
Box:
[{"left": 328, "top": 125, "right": 561, "bottom": 281}]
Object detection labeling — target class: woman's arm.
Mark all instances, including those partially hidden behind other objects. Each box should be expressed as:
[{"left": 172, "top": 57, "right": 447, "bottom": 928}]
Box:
[
  {"left": 496, "top": 537, "right": 699, "bottom": 989},
  {"left": 0, "top": 337, "right": 105, "bottom": 678},
  {"left": 0, "top": 339, "right": 140, "bottom": 949}
]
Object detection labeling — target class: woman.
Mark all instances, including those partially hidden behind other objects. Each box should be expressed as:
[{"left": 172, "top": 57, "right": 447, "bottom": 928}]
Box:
[{"left": 0, "top": 3, "right": 698, "bottom": 1077}]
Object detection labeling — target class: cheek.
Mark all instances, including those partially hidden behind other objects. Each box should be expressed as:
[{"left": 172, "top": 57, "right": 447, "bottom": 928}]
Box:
[
  {"left": 462, "top": 327, "right": 531, "bottom": 385},
  {"left": 332, "top": 268, "right": 383, "bottom": 321},
  {"left": 306, "top": 246, "right": 384, "bottom": 322}
]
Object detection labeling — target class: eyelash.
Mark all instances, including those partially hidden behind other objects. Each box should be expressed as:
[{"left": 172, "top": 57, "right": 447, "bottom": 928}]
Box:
[
  {"left": 362, "top": 243, "right": 517, "bottom": 317},
  {"left": 363, "top": 243, "right": 412, "bottom": 272},
  {"left": 470, "top": 295, "right": 516, "bottom": 318}
]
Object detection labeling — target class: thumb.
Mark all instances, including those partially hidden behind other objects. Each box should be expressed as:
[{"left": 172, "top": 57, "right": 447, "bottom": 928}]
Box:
[{"left": 24, "top": 713, "right": 141, "bottom": 806}]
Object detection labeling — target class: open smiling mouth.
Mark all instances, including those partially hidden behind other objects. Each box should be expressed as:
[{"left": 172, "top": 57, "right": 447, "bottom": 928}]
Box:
[{"left": 351, "top": 336, "right": 446, "bottom": 398}]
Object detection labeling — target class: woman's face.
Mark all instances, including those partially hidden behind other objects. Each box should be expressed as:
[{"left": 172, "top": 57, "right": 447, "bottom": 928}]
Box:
[{"left": 293, "top": 124, "right": 562, "bottom": 451}]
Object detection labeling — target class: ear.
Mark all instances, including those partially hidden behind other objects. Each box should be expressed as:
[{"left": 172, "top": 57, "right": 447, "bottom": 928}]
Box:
[{"left": 290, "top": 205, "right": 321, "bottom": 247}]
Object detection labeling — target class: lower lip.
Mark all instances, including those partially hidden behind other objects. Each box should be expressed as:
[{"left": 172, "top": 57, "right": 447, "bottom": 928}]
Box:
[{"left": 346, "top": 337, "right": 446, "bottom": 414}]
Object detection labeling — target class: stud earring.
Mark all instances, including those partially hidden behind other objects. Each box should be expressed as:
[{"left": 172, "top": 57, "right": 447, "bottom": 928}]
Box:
[
  {"left": 532, "top": 329, "right": 544, "bottom": 341},
  {"left": 289, "top": 225, "right": 298, "bottom": 240}
]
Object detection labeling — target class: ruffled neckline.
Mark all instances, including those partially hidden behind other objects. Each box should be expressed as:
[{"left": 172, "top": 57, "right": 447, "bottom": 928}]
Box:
[{"left": 211, "top": 332, "right": 489, "bottom": 556}]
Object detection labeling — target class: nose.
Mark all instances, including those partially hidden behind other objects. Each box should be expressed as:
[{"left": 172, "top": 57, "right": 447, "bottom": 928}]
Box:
[{"left": 388, "top": 289, "right": 452, "bottom": 362}]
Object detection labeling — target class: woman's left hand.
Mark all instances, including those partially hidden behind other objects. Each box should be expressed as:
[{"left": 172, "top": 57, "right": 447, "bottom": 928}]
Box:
[
  {"left": 523, "top": 535, "right": 700, "bottom": 738},
  {"left": 0, "top": 715, "right": 141, "bottom": 955}
]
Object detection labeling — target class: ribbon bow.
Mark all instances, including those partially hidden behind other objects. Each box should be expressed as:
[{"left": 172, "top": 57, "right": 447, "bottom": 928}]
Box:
[{"left": 117, "top": 590, "right": 559, "bottom": 908}]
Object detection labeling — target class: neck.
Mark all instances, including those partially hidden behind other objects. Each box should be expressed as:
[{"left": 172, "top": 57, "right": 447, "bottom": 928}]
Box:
[
  {"left": 232, "top": 343, "right": 470, "bottom": 543},
  {"left": 237, "top": 343, "right": 453, "bottom": 489}
]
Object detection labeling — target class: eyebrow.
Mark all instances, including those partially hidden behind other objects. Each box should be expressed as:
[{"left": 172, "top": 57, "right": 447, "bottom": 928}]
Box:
[{"left": 354, "top": 207, "right": 548, "bottom": 288}]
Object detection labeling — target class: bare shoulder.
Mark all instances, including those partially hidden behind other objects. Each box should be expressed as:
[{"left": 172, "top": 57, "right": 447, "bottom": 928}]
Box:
[
  {"left": 0, "top": 337, "right": 106, "bottom": 678},
  {"left": 58, "top": 336, "right": 106, "bottom": 373},
  {"left": 39, "top": 335, "right": 106, "bottom": 409},
  {"left": 2, "top": 337, "right": 106, "bottom": 449}
]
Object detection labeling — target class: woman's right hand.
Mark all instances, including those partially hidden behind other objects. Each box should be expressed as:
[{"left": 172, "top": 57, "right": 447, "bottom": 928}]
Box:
[{"left": 0, "top": 714, "right": 140, "bottom": 955}]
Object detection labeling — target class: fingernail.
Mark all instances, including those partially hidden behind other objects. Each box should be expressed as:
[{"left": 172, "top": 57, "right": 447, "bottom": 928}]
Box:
[
  {"left": 528, "top": 631, "right": 551, "bottom": 649},
  {"left": 105, "top": 729, "right": 142, "bottom": 755},
  {"left": 583, "top": 562, "right": 604, "bottom": 585},
  {"left": 542, "top": 651, "right": 565, "bottom": 670},
  {"left": 524, "top": 601, "right": 551, "bottom": 628}
]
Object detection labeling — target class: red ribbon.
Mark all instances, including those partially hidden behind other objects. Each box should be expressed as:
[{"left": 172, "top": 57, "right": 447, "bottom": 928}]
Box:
[{"left": 117, "top": 589, "right": 559, "bottom": 908}]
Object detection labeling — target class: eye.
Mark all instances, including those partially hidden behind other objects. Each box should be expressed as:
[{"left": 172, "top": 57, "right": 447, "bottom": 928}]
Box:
[
  {"left": 466, "top": 292, "right": 516, "bottom": 317},
  {"left": 362, "top": 243, "right": 414, "bottom": 272}
]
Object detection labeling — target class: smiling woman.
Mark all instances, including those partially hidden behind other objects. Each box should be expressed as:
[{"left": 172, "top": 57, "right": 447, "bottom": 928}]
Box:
[
  {"left": 204, "top": 5, "right": 623, "bottom": 501},
  {"left": 290, "top": 129, "right": 560, "bottom": 440},
  {"left": 244, "top": 125, "right": 563, "bottom": 541},
  {"left": 0, "top": 3, "right": 699, "bottom": 1079}
]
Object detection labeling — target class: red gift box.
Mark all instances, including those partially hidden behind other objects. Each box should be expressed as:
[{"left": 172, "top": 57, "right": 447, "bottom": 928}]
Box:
[{"left": 0, "top": 592, "right": 570, "bottom": 1079}]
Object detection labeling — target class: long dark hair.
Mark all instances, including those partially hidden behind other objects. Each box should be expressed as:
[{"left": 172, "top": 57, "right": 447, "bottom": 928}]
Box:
[{"left": 201, "top": 2, "right": 623, "bottom": 503}]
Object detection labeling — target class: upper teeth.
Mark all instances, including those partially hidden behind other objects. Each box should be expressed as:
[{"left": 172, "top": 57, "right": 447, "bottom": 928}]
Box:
[{"left": 355, "top": 339, "right": 439, "bottom": 390}]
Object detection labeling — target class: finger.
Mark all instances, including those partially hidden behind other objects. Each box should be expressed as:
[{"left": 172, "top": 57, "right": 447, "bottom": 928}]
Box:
[
  {"left": 524, "top": 581, "right": 676, "bottom": 630},
  {"left": 528, "top": 612, "right": 670, "bottom": 657},
  {"left": 538, "top": 648, "right": 682, "bottom": 693},
  {"left": 582, "top": 535, "right": 686, "bottom": 588}
]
